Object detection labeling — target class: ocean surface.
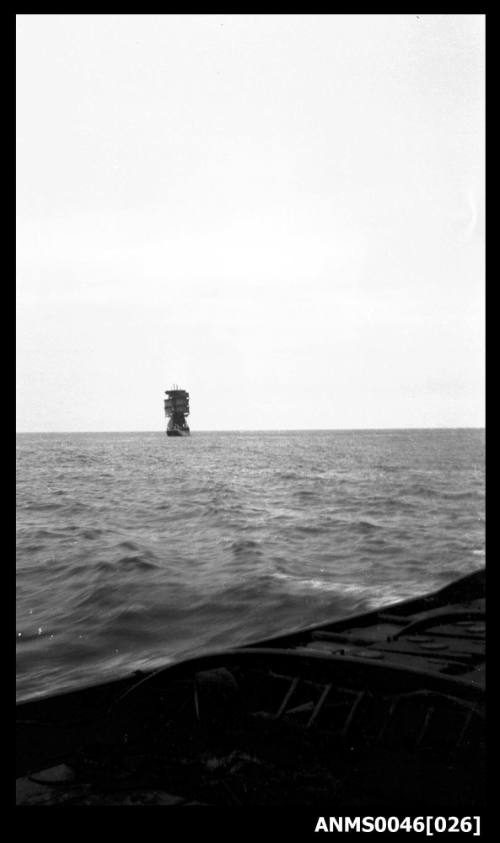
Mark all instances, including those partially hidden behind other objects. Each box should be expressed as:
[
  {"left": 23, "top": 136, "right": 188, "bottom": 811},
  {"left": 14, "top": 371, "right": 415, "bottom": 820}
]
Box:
[{"left": 16, "top": 429, "right": 485, "bottom": 702}]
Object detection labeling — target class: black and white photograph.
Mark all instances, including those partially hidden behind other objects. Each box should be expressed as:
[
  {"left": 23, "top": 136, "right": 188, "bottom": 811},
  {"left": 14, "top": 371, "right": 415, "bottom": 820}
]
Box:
[{"left": 16, "top": 13, "right": 485, "bottom": 818}]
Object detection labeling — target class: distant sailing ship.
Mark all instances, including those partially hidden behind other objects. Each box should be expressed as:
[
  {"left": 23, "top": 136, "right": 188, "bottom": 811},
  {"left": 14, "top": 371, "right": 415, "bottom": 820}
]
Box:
[{"left": 164, "top": 385, "right": 190, "bottom": 437}]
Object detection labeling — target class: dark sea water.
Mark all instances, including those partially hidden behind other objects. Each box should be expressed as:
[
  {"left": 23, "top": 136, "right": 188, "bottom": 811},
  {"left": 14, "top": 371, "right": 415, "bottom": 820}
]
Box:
[{"left": 16, "top": 429, "right": 485, "bottom": 702}]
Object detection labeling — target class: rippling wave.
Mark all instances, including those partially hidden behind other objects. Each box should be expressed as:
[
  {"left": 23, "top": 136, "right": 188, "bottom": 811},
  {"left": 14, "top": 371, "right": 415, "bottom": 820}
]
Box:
[{"left": 16, "top": 429, "right": 485, "bottom": 701}]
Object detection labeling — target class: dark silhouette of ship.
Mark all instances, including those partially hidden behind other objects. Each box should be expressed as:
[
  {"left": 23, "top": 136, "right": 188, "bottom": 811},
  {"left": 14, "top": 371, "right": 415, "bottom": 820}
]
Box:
[{"left": 164, "top": 386, "right": 190, "bottom": 437}]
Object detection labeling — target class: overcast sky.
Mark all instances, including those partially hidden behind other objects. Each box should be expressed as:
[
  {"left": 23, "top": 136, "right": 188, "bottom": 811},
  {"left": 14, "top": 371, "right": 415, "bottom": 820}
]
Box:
[{"left": 16, "top": 14, "right": 484, "bottom": 431}]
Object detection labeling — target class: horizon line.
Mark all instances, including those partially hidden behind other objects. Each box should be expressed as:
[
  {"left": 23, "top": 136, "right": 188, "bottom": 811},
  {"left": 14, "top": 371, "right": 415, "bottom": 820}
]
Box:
[{"left": 16, "top": 426, "right": 485, "bottom": 434}]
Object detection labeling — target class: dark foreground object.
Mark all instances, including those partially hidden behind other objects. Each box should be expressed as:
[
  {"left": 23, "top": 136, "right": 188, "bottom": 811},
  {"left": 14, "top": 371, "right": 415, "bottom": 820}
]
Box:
[{"left": 16, "top": 569, "right": 485, "bottom": 806}]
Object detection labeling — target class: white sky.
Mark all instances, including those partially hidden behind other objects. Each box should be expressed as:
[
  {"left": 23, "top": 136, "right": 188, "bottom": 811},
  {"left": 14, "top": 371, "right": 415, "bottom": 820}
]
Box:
[{"left": 16, "top": 14, "right": 485, "bottom": 431}]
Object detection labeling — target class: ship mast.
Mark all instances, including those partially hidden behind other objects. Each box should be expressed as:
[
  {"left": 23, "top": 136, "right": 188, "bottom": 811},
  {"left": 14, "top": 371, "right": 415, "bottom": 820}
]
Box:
[{"left": 164, "top": 385, "right": 190, "bottom": 436}]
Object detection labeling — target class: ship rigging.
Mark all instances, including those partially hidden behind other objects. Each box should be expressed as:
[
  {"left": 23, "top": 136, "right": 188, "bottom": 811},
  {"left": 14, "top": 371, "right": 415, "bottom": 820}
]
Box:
[{"left": 164, "top": 385, "right": 190, "bottom": 436}]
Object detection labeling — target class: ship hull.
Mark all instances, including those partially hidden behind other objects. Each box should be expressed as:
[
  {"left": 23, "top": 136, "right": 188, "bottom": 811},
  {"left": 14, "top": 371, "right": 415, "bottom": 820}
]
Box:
[
  {"left": 16, "top": 569, "right": 485, "bottom": 806},
  {"left": 166, "top": 428, "right": 190, "bottom": 437}
]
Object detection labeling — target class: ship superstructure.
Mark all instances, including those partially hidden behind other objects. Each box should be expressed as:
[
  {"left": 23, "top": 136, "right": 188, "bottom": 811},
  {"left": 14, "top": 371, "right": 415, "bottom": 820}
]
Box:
[{"left": 164, "top": 385, "right": 190, "bottom": 436}]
